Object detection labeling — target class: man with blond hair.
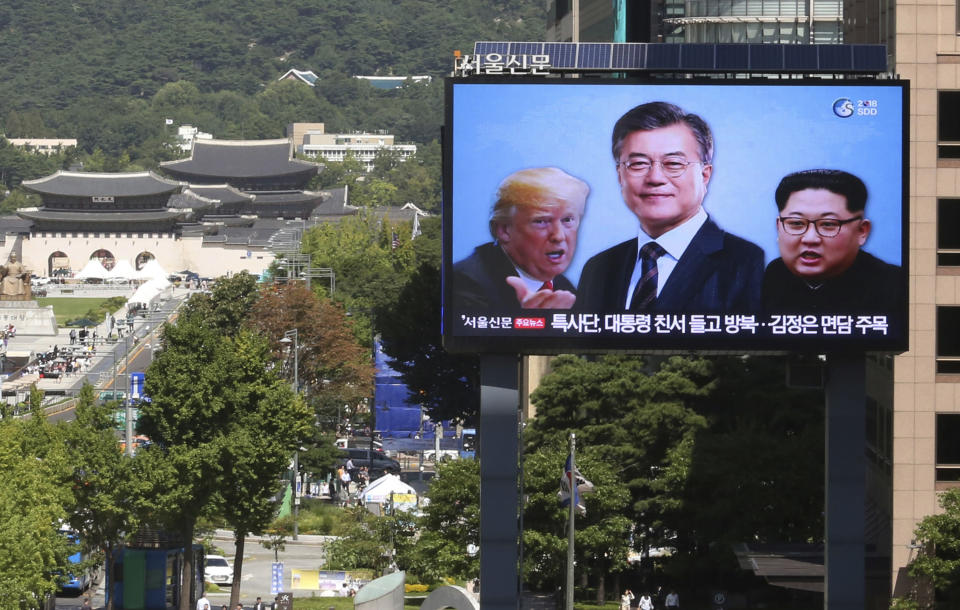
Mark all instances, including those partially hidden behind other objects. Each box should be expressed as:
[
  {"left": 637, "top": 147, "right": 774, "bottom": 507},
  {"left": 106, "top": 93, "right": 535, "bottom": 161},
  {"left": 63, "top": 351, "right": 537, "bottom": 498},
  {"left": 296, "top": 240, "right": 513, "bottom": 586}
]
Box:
[{"left": 453, "top": 166, "right": 589, "bottom": 310}]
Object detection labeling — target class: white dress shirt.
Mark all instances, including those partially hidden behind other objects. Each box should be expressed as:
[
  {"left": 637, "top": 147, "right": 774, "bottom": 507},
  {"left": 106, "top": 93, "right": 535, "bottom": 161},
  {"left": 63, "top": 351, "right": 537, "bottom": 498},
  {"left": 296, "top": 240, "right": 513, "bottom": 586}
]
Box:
[{"left": 624, "top": 207, "right": 707, "bottom": 308}]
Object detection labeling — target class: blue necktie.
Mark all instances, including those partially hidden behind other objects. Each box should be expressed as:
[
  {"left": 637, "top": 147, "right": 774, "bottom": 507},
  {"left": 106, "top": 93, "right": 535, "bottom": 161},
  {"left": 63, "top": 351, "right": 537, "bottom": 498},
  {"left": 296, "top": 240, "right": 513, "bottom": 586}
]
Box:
[{"left": 629, "top": 242, "right": 666, "bottom": 310}]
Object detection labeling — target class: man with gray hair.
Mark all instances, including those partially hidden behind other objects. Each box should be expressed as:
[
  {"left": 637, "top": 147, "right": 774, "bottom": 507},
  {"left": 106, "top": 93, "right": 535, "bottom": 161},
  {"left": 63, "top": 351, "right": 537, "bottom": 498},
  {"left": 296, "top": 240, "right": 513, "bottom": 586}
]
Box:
[{"left": 453, "top": 166, "right": 589, "bottom": 310}]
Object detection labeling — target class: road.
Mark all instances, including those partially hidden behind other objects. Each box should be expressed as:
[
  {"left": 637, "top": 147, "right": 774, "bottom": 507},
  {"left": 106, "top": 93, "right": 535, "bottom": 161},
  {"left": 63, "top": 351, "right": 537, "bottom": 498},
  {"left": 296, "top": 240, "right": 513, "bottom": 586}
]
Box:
[{"left": 55, "top": 533, "right": 332, "bottom": 609}]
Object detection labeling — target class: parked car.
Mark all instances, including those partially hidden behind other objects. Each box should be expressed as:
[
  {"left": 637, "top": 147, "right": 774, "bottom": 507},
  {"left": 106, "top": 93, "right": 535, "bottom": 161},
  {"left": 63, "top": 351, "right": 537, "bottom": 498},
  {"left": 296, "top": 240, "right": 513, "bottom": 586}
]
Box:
[
  {"left": 339, "top": 448, "right": 401, "bottom": 479},
  {"left": 203, "top": 554, "right": 233, "bottom": 585}
]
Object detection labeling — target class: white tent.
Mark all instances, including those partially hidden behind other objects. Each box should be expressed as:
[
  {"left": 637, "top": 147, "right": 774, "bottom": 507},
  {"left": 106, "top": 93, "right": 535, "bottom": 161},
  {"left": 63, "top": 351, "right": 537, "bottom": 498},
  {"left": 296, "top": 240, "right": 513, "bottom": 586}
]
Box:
[
  {"left": 356, "top": 473, "right": 417, "bottom": 506},
  {"left": 137, "top": 259, "right": 168, "bottom": 282},
  {"left": 128, "top": 281, "right": 163, "bottom": 306},
  {"left": 107, "top": 260, "right": 137, "bottom": 280},
  {"left": 74, "top": 258, "right": 109, "bottom": 280}
]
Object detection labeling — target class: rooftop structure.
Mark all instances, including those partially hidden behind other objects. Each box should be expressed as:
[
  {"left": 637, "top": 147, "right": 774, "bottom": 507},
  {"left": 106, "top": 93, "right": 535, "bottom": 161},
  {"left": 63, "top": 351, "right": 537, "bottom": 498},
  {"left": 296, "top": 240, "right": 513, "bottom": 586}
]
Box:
[
  {"left": 278, "top": 68, "right": 319, "bottom": 86},
  {"left": 160, "top": 139, "right": 319, "bottom": 187},
  {"left": 5, "top": 138, "right": 78, "bottom": 155},
  {"left": 355, "top": 75, "right": 432, "bottom": 89},
  {"left": 18, "top": 171, "right": 187, "bottom": 232},
  {"left": 287, "top": 123, "right": 416, "bottom": 172}
]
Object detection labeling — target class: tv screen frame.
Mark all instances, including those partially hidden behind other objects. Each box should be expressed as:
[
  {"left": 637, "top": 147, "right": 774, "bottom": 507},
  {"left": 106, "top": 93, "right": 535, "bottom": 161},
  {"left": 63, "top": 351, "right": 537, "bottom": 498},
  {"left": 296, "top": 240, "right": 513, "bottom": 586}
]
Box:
[{"left": 442, "top": 77, "right": 909, "bottom": 354}]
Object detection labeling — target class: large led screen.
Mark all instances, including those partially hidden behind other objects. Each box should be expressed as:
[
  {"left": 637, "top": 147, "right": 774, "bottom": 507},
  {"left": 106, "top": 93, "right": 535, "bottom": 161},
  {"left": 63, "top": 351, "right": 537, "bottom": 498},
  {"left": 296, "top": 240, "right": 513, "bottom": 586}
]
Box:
[{"left": 443, "top": 78, "right": 908, "bottom": 353}]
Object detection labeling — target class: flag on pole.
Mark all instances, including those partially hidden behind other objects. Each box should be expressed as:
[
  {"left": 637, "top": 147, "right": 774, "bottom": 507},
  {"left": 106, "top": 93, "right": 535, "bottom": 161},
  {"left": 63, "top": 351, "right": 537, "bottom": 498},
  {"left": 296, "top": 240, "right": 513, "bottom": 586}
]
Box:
[{"left": 558, "top": 453, "right": 594, "bottom": 515}]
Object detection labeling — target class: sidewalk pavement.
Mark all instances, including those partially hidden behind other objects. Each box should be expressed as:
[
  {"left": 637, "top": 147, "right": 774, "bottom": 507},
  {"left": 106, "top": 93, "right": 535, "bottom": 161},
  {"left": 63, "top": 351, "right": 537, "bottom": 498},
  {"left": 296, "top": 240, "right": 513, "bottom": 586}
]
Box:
[
  {"left": 3, "top": 289, "right": 192, "bottom": 397},
  {"left": 210, "top": 528, "right": 336, "bottom": 546}
]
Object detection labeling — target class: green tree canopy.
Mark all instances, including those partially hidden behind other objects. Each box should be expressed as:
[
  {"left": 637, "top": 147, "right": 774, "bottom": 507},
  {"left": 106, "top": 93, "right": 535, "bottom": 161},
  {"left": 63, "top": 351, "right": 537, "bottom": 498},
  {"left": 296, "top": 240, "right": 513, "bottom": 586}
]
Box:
[
  {"left": 895, "top": 488, "right": 960, "bottom": 608},
  {"left": 0, "top": 387, "right": 71, "bottom": 607},
  {"left": 60, "top": 384, "right": 146, "bottom": 610},
  {"left": 405, "top": 458, "right": 481, "bottom": 583},
  {"left": 522, "top": 440, "right": 633, "bottom": 602},
  {"left": 140, "top": 314, "right": 309, "bottom": 610},
  {"left": 376, "top": 260, "right": 480, "bottom": 423}
]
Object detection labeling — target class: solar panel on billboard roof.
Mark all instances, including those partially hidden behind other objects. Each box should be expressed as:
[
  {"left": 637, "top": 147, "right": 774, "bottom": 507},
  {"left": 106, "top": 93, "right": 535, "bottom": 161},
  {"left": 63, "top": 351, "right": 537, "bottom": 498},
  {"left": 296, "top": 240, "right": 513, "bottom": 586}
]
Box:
[
  {"left": 679, "top": 43, "right": 715, "bottom": 70},
  {"left": 646, "top": 44, "right": 681, "bottom": 70},
  {"left": 716, "top": 44, "right": 749, "bottom": 70},
  {"left": 474, "top": 41, "right": 510, "bottom": 55},
  {"left": 853, "top": 45, "right": 887, "bottom": 72},
  {"left": 748, "top": 44, "right": 783, "bottom": 71},
  {"left": 783, "top": 45, "right": 819, "bottom": 71},
  {"left": 543, "top": 42, "right": 577, "bottom": 68},
  {"left": 511, "top": 42, "right": 543, "bottom": 56},
  {"left": 611, "top": 43, "right": 646, "bottom": 70},
  {"left": 577, "top": 43, "right": 612, "bottom": 69},
  {"left": 818, "top": 45, "right": 852, "bottom": 71}
]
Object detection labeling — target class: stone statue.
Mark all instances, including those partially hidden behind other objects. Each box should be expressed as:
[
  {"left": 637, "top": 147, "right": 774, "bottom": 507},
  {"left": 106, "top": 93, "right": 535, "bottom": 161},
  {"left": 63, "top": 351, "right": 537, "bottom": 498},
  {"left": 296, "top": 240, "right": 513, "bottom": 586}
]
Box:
[{"left": 0, "top": 253, "right": 31, "bottom": 300}]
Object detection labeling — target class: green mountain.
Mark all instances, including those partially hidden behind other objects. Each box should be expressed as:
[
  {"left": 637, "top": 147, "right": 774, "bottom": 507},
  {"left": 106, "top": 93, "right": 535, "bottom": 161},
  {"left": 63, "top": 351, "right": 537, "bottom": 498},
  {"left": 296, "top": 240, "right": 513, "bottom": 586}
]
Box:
[{"left": 0, "top": 0, "right": 545, "bottom": 154}]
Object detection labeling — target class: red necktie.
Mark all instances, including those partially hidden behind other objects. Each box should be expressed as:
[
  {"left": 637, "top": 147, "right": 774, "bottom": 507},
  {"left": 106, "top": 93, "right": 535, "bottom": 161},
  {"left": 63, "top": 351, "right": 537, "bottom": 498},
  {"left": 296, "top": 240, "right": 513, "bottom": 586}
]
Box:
[{"left": 540, "top": 280, "right": 553, "bottom": 291}]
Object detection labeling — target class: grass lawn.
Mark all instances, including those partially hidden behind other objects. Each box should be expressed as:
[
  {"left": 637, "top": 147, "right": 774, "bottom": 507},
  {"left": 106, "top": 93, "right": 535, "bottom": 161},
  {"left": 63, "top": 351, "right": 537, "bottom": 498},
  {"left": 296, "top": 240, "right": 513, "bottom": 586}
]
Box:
[{"left": 35, "top": 297, "right": 116, "bottom": 327}]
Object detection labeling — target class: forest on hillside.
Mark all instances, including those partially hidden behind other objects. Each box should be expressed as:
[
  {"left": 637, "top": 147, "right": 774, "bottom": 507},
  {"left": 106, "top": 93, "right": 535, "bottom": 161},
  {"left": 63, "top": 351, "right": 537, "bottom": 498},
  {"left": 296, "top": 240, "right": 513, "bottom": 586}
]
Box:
[{"left": 0, "top": 0, "right": 545, "bottom": 192}]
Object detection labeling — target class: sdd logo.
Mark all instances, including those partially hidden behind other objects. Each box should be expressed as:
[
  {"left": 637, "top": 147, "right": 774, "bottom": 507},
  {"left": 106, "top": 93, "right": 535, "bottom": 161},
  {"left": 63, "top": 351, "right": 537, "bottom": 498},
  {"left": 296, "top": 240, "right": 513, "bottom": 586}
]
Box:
[{"left": 833, "top": 98, "right": 854, "bottom": 118}]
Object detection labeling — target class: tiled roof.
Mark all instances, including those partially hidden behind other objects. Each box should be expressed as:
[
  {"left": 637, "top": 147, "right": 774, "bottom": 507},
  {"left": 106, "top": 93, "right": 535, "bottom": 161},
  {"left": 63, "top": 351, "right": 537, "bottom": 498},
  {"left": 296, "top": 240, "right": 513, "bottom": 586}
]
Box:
[
  {"left": 16, "top": 209, "right": 184, "bottom": 223},
  {"left": 21, "top": 171, "right": 184, "bottom": 197},
  {"left": 160, "top": 139, "right": 319, "bottom": 179}
]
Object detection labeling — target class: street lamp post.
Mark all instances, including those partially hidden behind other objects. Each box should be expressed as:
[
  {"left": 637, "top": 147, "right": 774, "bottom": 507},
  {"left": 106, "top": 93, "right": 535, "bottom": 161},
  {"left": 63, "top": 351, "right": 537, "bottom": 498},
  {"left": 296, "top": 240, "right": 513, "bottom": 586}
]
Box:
[{"left": 280, "top": 329, "right": 300, "bottom": 540}]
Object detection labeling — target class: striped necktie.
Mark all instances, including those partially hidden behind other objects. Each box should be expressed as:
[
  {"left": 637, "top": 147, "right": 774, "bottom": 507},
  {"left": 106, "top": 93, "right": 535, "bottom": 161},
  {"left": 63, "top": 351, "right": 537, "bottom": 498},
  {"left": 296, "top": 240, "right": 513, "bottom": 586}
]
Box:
[{"left": 629, "top": 242, "right": 666, "bottom": 310}]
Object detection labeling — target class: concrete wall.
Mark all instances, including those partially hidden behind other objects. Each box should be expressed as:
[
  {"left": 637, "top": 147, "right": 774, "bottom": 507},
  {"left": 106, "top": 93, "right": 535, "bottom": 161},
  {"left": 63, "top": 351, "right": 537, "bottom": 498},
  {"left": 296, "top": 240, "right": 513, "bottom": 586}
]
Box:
[{"left": 3, "top": 232, "right": 274, "bottom": 279}]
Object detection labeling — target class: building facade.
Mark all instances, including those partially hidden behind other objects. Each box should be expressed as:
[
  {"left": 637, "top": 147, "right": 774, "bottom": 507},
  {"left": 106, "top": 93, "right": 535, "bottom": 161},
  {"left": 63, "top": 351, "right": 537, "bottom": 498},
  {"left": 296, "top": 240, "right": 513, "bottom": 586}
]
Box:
[
  {"left": 889, "top": 0, "right": 960, "bottom": 597},
  {"left": 2, "top": 139, "right": 336, "bottom": 281},
  {"left": 549, "top": 0, "right": 843, "bottom": 43},
  {"left": 5, "top": 138, "right": 78, "bottom": 155},
  {"left": 287, "top": 122, "right": 416, "bottom": 172}
]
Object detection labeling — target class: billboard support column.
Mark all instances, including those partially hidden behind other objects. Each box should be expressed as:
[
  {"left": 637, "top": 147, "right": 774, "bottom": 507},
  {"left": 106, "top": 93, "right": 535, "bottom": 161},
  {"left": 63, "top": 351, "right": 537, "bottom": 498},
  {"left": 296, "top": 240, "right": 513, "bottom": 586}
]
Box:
[
  {"left": 479, "top": 354, "right": 521, "bottom": 610},
  {"left": 824, "top": 354, "right": 866, "bottom": 609}
]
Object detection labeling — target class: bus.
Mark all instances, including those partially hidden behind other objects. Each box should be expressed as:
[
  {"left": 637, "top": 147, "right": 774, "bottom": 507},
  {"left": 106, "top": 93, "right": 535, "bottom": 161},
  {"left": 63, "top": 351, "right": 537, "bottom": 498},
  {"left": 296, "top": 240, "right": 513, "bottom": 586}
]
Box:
[{"left": 459, "top": 428, "right": 476, "bottom": 459}]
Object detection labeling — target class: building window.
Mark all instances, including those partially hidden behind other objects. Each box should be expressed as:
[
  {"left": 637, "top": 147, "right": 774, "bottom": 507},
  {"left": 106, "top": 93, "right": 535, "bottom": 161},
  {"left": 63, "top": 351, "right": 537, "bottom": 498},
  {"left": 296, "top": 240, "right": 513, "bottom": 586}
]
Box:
[
  {"left": 937, "top": 414, "right": 960, "bottom": 483},
  {"left": 937, "top": 307, "right": 960, "bottom": 373},
  {"left": 939, "top": 91, "right": 960, "bottom": 159},
  {"left": 938, "top": 199, "right": 960, "bottom": 265}
]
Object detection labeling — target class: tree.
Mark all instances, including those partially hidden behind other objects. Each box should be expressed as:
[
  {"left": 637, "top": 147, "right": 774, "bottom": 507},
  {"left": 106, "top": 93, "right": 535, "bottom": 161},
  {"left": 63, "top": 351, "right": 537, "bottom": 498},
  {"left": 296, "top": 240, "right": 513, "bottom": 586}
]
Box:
[
  {"left": 246, "top": 282, "right": 374, "bottom": 422},
  {"left": 299, "top": 211, "right": 419, "bottom": 318},
  {"left": 377, "top": 261, "right": 480, "bottom": 422},
  {"left": 139, "top": 313, "right": 308, "bottom": 610},
  {"left": 677, "top": 356, "right": 824, "bottom": 550},
  {"left": 181, "top": 271, "right": 260, "bottom": 333},
  {"left": 522, "top": 440, "right": 632, "bottom": 602},
  {"left": 323, "top": 506, "right": 413, "bottom": 576},
  {"left": 210, "top": 332, "right": 312, "bottom": 609},
  {"left": 893, "top": 488, "right": 960, "bottom": 609},
  {"left": 527, "top": 355, "right": 826, "bottom": 590},
  {"left": 0, "top": 387, "right": 71, "bottom": 607},
  {"left": 60, "top": 384, "right": 145, "bottom": 610},
  {"left": 405, "top": 458, "right": 481, "bottom": 583},
  {"left": 525, "top": 355, "right": 710, "bottom": 555}
]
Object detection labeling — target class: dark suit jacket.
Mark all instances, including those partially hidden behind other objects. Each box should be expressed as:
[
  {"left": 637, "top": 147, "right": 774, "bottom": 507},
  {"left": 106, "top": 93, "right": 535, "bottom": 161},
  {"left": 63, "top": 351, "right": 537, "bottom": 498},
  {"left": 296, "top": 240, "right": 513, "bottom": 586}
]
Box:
[
  {"left": 762, "top": 250, "right": 903, "bottom": 314},
  {"left": 452, "top": 242, "right": 576, "bottom": 310},
  {"left": 577, "top": 218, "right": 764, "bottom": 312}
]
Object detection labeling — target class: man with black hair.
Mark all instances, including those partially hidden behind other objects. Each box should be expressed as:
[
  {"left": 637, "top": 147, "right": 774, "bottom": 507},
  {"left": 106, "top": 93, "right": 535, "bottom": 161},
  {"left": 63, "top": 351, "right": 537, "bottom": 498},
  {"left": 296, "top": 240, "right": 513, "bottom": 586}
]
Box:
[{"left": 762, "top": 169, "right": 902, "bottom": 312}]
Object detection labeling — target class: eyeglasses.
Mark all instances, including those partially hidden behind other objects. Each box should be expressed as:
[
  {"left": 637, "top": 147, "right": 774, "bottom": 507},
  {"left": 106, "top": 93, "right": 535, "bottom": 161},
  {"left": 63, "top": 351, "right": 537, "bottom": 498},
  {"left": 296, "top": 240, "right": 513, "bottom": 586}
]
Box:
[
  {"left": 778, "top": 216, "right": 863, "bottom": 237},
  {"left": 618, "top": 157, "right": 707, "bottom": 178}
]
